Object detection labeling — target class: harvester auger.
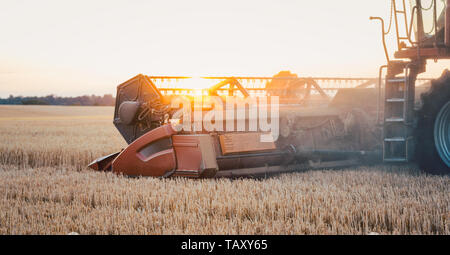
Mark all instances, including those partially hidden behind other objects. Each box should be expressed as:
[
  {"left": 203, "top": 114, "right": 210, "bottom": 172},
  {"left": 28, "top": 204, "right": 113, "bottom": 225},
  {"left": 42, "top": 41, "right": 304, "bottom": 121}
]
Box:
[{"left": 89, "top": 0, "right": 450, "bottom": 177}]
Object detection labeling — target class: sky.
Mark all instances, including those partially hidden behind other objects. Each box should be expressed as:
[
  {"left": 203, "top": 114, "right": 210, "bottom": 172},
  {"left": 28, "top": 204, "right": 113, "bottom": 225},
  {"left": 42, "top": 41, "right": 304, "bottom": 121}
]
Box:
[{"left": 0, "top": 0, "right": 449, "bottom": 97}]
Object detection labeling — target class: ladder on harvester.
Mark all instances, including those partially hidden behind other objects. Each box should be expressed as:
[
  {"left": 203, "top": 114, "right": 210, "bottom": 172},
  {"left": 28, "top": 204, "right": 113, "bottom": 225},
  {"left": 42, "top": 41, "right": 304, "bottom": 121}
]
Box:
[
  {"left": 383, "top": 61, "right": 423, "bottom": 162},
  {"left": 376, "top": 0, "right": 424, "bottom": 163}
]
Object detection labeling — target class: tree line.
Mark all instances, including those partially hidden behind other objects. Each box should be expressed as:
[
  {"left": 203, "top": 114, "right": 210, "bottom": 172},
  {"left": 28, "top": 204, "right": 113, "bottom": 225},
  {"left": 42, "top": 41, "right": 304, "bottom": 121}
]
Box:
[{"left": 0, "top": 94, "right": 115, "bottom": 106}]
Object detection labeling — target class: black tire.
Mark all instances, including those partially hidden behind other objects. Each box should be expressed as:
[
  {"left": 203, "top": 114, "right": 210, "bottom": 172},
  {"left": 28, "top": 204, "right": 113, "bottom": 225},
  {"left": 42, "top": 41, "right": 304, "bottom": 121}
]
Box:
[{"left": 416, "top": 69, "right": 450, "bottom": 174}]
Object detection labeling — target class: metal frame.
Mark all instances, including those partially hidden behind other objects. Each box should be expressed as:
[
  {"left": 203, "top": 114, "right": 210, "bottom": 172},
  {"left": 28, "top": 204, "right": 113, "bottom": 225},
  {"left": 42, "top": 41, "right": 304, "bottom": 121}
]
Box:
[{"left": 147, "top": 75, "right": 432, "bottom": 98}]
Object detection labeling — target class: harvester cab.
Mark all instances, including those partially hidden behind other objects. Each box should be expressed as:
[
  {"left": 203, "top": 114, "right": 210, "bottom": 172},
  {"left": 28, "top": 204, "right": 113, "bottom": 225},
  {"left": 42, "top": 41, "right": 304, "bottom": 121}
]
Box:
[{"left": 414, "top": 0, "right": 448, "bottom": 47}]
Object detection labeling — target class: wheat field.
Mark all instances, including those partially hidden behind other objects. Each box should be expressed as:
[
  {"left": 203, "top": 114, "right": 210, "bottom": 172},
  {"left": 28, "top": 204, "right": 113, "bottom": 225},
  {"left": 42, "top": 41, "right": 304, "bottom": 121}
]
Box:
[
  {"left": 0, "top": 105, "right": 126, "bottom": 169},
  {"left": 0, "top": 105, "right": 448, "bottom": 234}
]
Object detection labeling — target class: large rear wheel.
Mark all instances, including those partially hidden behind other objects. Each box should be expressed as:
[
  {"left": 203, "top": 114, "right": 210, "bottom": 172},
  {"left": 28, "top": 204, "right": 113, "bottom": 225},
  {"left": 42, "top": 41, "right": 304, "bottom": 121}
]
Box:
[
  {"left": 434, "top": 101, "right": 450, "bottom": 168},
  {"left": 416, "top": 70, "right": 450, "bottom": 174}
]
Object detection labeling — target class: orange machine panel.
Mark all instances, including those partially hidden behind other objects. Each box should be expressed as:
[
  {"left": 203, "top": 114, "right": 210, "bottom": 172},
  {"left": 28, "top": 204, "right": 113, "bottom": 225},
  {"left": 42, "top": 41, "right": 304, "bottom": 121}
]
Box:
[
  {"left": 219, "top": 132, "right": 276, "bottom": 155},
  {"left": 112, "top": 125, "right": 177, "bottom": 177},
  {"left": 172, "top": 134, "right": 218, "bottom": 177}
]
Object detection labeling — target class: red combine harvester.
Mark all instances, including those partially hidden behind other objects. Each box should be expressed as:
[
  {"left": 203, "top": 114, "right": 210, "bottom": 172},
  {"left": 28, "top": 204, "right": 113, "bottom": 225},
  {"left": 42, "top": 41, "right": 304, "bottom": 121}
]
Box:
[{"left": 89, "top": 0, "right": 450, "bottom": 177}]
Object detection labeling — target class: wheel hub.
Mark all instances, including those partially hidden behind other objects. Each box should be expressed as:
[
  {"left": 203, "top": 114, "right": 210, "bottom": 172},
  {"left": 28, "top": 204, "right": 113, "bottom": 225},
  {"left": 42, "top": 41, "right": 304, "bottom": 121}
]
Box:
[{"left": 434, "top": 101, "right": 450, "bottom": 168}]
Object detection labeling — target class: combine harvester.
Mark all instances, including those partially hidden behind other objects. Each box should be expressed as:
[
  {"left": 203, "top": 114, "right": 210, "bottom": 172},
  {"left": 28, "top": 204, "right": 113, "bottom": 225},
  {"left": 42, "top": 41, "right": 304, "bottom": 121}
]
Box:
[{"left": 89, "top": 0, "right": 450, "bottom": 177}]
